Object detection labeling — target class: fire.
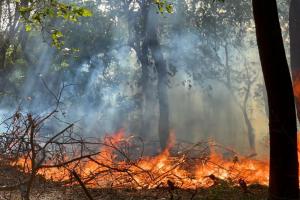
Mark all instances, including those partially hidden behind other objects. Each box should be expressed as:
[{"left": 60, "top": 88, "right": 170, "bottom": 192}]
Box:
[
  {"left": 14, "top": 130, "right": 300, "bottom": 189},
  {"left": 293, "top": 77, "right": 300, "bottom": 100}
]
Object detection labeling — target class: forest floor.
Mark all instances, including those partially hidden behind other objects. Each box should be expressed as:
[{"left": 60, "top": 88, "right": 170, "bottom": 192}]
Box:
[
  {"left": 0, "top": 163, "right": 269, "bottom": 200},
  {"left": 0, "top": 183, "right": 269, "bottom": 200}
]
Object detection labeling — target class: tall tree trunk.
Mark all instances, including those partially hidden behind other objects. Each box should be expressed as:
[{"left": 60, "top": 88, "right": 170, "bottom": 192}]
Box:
[
  {"left": 252, "top": 0, "right": 299, "bottom": 199},
  {"left": 130, "top": 2, "right": 170, "bottom": 149},
  {"left": 125, "top": 1, "right": 153, "bottom": 139},
  {"left": 139, "top": 50, "right": 152, "bottom": 138},
  {"left": 290, "top": 0, "right": 300, "bottom": 121},
  {"left": 127, "top": 2, "right": 154, "bottom": 138},
  {"left": 147, "top": 8, "right": 170, "bottom": 150},
  {"left": 139, "top": 3, "right": 153, "bottom": 139}
]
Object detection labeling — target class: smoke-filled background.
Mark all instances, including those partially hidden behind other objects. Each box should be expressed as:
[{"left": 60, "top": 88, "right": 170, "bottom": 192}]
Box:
[{"left": 0, "top": 0, "right": 291, "bottom": 156}]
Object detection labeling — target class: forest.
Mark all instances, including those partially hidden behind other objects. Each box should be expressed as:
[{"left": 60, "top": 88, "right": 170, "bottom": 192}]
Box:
[{"left": 0, "top": 0, "right": 299, "bottom": 199}]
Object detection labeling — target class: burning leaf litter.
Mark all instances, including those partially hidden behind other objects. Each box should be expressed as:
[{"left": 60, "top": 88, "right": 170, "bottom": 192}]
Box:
[{"left": 15, "top": 130, "right": 272, "bottom": 190}]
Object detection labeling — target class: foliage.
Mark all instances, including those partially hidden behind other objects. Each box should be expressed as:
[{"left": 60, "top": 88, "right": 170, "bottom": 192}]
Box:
[
  {"left": 154, "top": 0, "right": 174, "bottom": 13},
  {"left": 154, "top": 0, "right": 225, "bottom": 13},
  {"left": 17, "top": 0, "right": 92, "bottom": 48}
]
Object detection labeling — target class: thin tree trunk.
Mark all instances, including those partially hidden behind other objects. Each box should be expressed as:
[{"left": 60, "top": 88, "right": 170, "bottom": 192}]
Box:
[
  {"left": 290, "top": 0, "right": 300, "bottom": 121},
  {"left": 242, "top": 109, "right": 255, "bottom": 153},
  {"left": 224, "top": 44, "right": 232, "bottom": 89},
  {"left": 243, "top": 66, "right": 256, "bottom": 155},
  {"left": 224, "top": 44, "right": 256, "bottom": 153},
  {"left": 252, "top": 0, "right": 299, "bottom": 199}
]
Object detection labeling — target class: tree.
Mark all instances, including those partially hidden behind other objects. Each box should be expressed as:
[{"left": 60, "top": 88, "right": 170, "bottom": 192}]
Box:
[
  {"left": 252, "top": 0, "right": 299, "bottom": 199},
  {"left": 122, "top": 0, "right": 170, "bottom": 149},
  {"left": 0, "top": 0, "right": 92, "bottom": 98},
  {"left": 125, "top": 0, "right": 154, "bottom": 139},
  {"left": 137, "top": 1, "right": 170, "bottom": 150},
  {"left": 146, "top": 6, "right": 170, "bottom": 150}
]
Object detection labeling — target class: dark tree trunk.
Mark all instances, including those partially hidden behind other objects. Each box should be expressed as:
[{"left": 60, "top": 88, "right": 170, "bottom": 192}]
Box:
[
  {"left": 0, "top": 41, "right": 9, "bottom": 92},
  {"left": 147, "top": 8, "right": 170, "bottom": 150},
  {"left": 125, "top": 1, "right": 170, "bottom": 148},
  {"left": 0, "top": 44, "right": 7, "bottom": 69},
  {"left": 149, "top": 43, "right": 169, "bottom": 150},
  {"left": 139, "top": 44, "right": 152, "bottom": 138},
  {"left": 127, "top": 2, "right": 154, "bottom": 138},
  {"left": 138, "top": 3, "right": 153, "bottom": 138},
  {"left": 128, "top": 2, "right": 170, "bottom": 149},
  {"left": 252, "top": 0, "right": 299, "bottom": 199},
  {"left": 290, "top": 0, "right": 300, "bottom": 121}
]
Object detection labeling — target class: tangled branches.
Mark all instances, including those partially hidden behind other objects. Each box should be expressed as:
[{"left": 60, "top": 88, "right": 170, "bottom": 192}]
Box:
[{"left": 0, "top": 103, "right": 268, "bottom": 199}]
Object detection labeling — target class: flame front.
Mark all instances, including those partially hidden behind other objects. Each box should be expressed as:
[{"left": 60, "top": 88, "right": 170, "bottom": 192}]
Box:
[{"left": 16, "top": 130, "right": 299, "bottom": 189}]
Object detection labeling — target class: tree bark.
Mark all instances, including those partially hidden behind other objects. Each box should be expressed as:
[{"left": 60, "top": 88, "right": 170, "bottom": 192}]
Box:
[
  {"left": 127, "top": 1, "right": 154, "bottom": 138},
  {"left": 290, "top": 0, "right": 300, "bottom": 121},
  {"left": 128, "top": 2, "right": 170, "bottom": 149},
  {"left": 252, "top": 0, "right": 299, "bottom": 199},
  {"left": 138, "top": 3, "right": 153, "bottom": 139},
  {"left": 152, "top": 48, "right": 169, "bottom": 150},
  {"left": 147, "top": 7, "right": 170, "bottom": 150},
  {"left": 0, "top": 43, "right": 7, "bottom": 69}
]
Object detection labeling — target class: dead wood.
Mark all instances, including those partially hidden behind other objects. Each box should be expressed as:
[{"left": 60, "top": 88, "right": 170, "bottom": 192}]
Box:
[{"left": 71, "top": 170, "right": 94, "bottom": 200}]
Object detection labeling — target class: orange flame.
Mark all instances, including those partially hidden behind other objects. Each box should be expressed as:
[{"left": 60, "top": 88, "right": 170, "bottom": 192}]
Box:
[
  {"left": 293, "top": 75, "right": 300, "bottom": 100},
  {"left": 14, "top": 130, "right": 300, "bottom": 189}
]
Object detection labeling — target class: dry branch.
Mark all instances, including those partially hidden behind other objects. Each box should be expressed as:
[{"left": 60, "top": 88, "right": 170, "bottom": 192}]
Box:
[{"left": 71, "top": 170, "right": 94, "bottom": 200}]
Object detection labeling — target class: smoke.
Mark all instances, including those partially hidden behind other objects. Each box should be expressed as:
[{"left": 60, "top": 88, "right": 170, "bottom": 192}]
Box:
[{"left": 0, "top": 0, "right": 272, "bottom": 155}]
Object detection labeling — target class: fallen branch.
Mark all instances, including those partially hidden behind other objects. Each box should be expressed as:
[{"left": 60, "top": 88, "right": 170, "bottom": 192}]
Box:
[{"left": 71, "top": 170, "right": 94, "bottom": 200}]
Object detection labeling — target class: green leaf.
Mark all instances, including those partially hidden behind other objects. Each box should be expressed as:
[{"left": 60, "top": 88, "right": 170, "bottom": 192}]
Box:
[
  {"left": 19, "top": 6, "right": 33, "bottom": 13},
  {"left": 54, "top": 30, "right": 63, "bottom": 38},
  {"left": 154, "top": 0, "right": 173, "bottom": 14},
  {"left": 51, "top": 30, "right": 64, "bottom": 49},
  {"left": 166, "top": 4, "right": 173, "bottom": 13},
  {"left": 25, "top": 24, "right": 32, "bottom": 32},
  {"left": 80, "top": 8, "right": 92, "bottom": 17}
]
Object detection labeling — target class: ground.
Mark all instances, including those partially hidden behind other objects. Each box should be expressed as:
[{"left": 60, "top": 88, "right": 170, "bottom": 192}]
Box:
[{"left": 0, "top": 181, "right": 268, "bottom": 200}]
